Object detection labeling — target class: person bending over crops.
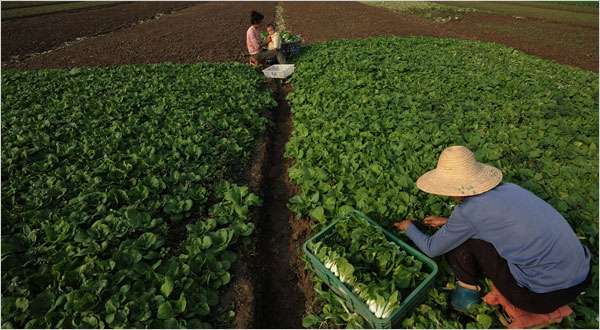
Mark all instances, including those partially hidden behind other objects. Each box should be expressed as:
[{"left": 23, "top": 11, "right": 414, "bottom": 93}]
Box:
[
  {"left": 394, "top": 146, "right": 591, "bottom": 329},
  {"left": 246, "top": 11, "right": 286, "bottom": 65}
]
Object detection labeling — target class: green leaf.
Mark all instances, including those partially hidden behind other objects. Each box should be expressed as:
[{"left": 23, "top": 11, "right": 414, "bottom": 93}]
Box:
[
  {"left": 201, "top": 235, "right": 213, "bottom": 249},
  {"left": 157, "top": 301, "right": 176, "bottom": 320},
  {"left": 302, "top": 314, "right": 320, "bottom": 328},
  {"left": 15, "top": 298, "right": 29, "bottom": 312},
  {"left": 163, "top": 318, "right": 179, "bottom": 329},
  {"left": 221, "top": 272, "right": 231, "bottom": 285},
  {"left": 476, "top": 313, "right": 492, "bottom": 329},
  {"left": 310, "top": 206, "right": 326, "bottom": 222},
  {"left": 245, "top": 193, "right": 263, "bottom": 206},
  {"left": 183, "top": 199, "right": 193, "bottom": 212},
  {"left": 174, "top": 294, "right": 187, "bottom": 314},
  {"left": 161, "top": 276, "right": 174, "bottom": 298},
  {"left": 234, "top": 204, "right": 249, "bottom": 217},
  {"left": 224, "top": 189, "right": 241, "bottom": 204}
]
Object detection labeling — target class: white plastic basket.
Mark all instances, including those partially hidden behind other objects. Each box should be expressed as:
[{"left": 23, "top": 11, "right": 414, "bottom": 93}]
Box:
[{"left": 262, "top": 64, "right": 295, "bottom": 79}]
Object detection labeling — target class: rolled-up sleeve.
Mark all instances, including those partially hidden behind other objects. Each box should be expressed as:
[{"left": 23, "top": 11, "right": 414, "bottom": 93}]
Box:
[{"left": 405, "top": 214, "right": 475, "bottom": 258}]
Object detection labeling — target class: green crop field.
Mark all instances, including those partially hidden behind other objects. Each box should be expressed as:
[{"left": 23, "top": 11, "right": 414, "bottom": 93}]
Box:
[
  {"left": 362, "top": 1, "right": 483, "bottom": 23},
  {"left": 1, "top": 4, "right": 598, "bottom": 327},
  {"left": 286, "top": 36, "right": 599, "bottom": 329},
  {"left": 539, "top": 1, "right": 599, "bottom": 9},
  {"left": 1, "top": 63, "right": 274, "bottom": 328}
]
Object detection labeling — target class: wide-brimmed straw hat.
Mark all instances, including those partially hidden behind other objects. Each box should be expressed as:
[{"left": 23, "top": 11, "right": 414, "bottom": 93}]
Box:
[{"left": 416, "top": 146, "right": 502, "bottom": 196}]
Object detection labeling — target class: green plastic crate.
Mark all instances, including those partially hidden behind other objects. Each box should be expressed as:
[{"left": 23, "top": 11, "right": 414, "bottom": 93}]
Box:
[{"left": 303, "top": 210, "right": 438, "bottom": 329}]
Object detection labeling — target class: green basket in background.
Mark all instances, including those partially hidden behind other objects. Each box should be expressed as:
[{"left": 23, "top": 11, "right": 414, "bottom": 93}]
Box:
[{"left": 303, "top": 210, "right": 438, "bottom": 329}]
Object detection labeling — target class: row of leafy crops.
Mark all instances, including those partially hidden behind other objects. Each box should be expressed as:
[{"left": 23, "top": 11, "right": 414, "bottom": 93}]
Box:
[
  {"left": 1, "top": 63, "right": 274, "bottom": 328},
  {"left": 286, "top": 36, "right": 599, "bottom": 328}
]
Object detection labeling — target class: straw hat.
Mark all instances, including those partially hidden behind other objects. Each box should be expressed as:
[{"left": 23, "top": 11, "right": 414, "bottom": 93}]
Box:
[{"left": 416, "top": 146, "right": 502, "bottom": 196}]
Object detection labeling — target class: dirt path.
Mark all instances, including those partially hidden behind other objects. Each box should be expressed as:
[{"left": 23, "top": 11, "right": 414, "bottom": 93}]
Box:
[{"left": 254, "top": 80, "right": 314, "bottom": 329}]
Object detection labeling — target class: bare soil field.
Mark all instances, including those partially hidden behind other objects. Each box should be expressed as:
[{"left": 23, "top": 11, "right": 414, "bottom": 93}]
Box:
[
  {"left": 443, "top": 12, "right": 598, "bottom": 72},
  {"left": 2, "top": 1, "right": 597, "bottom": 72},
  {"left": 2, "top": 2, "right": 277, "bottom": 70},
  {"left": 1, "top": 2, "right": 195, "bottom": 61},
  {"left": 281, "top": 1, "right": 598, "bottom": 72}
]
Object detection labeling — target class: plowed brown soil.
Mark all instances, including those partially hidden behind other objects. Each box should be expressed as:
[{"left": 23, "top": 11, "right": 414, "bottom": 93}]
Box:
[
  {"left": 1, "top": 2, "right": 195, "bottom": 61},
  {"left": 443, "top": 12, "right": 598, "bottom": 72},
  {"left": 280, "top": 1, "right": 597, "bottom": 72},
  {"left": 2, "top": 1, "right": 597, "bottom": 72},
  {"left": 2, "top": 2, "right": 277, "bottom": 70},
  {"left": 280, "top": 1, "right": 470, "bottom": 42}
]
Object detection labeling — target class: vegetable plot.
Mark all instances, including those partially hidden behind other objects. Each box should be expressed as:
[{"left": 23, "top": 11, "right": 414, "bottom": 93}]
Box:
[
  {"left": 1, "top": 63, "right": 274, "bottom": 328},
  {"left": 286, "top": 36, "right": 599, "bottom": 328}
]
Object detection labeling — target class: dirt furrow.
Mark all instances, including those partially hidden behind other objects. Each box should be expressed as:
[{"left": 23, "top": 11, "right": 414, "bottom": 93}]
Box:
[{"left": 254, "top": 80, "right": 313, "bottom": 329}]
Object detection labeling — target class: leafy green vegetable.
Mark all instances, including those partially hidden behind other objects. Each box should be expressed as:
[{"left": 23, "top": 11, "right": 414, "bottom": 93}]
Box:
[
  {"left": 280, "top": 30, "right": 302, "bottom": 43},
  {"left": 1, "top": 62, "right": 271, "bottom": 328},
  {"left": 287, "top": 36, "right": 598, "bottom": 328},
  {"left": 309, "top": 212, "right": 428, "bottom": 324}
]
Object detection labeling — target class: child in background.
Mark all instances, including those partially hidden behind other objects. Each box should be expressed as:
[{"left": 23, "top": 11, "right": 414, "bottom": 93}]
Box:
[{"left": 266, "top": 24, "right": 281, "bottom": 51}]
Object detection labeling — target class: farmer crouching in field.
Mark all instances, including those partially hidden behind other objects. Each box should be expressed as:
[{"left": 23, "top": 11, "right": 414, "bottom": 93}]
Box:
[
  {"left": 394, "top": 146, "right": 591, "bottom": 329},
  {"left": 246, "top": 11, "right": 286, "bottom": 66}
]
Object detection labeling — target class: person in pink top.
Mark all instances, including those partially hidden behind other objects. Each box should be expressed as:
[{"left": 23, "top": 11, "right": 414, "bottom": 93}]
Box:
[{"left": 247, "top": 11, "right": 286, "bottom": 65}]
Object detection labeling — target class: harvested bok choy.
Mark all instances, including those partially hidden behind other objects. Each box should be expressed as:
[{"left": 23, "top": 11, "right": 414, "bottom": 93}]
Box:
[{"left": 308, "top": 212, "right": 428, "bottom": 319}]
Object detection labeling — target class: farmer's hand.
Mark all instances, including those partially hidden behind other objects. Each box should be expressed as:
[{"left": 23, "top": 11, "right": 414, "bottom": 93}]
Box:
[
  {"left": 424, "top": 216, "right": 447, "bottom": 228},
  {"left": 394, "top": 218, "right": 417, "bottom": 231}
]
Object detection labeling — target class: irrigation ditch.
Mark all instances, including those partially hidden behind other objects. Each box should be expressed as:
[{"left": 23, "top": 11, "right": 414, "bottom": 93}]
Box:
[
  {"left": 255, "top": 80, "right": 314, "bottom": 328},
  {"left": 228, "top": 79, "right": 316, "bottom": 328}
]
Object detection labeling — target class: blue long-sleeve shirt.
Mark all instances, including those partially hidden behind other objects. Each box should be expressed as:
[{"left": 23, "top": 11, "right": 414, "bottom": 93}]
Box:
[{"left": 406, "top": 182, "right": 590, "bottom": 293}]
